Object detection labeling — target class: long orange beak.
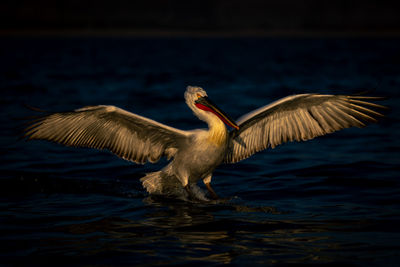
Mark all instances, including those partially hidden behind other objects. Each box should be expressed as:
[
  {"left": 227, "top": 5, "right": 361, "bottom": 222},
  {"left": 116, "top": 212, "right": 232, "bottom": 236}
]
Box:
[{"left": 195, "top": 96, "right": 239, "bottom": 130}]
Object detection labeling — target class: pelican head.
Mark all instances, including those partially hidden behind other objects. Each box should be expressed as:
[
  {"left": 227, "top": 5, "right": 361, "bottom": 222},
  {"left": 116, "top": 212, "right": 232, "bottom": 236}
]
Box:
[{"left": 185, "top": 86, "right": 239, "bottom": 130}]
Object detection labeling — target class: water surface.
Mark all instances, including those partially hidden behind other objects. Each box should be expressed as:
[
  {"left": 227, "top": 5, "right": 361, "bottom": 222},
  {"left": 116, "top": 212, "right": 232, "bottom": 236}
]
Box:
[{"left": 1, "top": 37, "right": 400, "bottom": 266}]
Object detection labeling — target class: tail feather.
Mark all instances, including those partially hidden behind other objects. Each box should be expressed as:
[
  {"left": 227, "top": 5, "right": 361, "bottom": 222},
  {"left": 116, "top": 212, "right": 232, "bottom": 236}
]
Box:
[
  {"left": 140, "top": 171, "right": 210, "bottom": 201},
  {"left": 140, "top": 171, "right": 163, "bottom": 195},
  {"left": 140, "top": 171, "right": 183, "bottom": 196}
]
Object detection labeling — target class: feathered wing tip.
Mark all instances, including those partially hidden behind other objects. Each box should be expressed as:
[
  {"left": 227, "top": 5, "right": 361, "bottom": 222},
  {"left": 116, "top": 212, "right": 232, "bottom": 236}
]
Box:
[
  {"left": 18, "top": 105, "right": 52, "bottom": 142},
  {"left": 342, "top": 95, "right": 387, "bottom": 125},
  {"left": 22, "top": 105, "right": 188, "bottom": 164},
  {"left": 23, "top": 104, "right": 49, "bottom": 113},
  {"left": 225, "top": 94, "right": 387, "bottom": 163}
]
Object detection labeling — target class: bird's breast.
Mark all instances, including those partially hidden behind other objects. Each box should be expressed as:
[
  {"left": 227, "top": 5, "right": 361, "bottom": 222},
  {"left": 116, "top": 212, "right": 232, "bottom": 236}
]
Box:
[
  {"left": 193, "top": 130, "right": 228, "bottom": 167},
  {"left": 206, "top": 122, "right": 229, "bottom": 147},
  {"left": 171, "top": 126, "right": 228, "bottom": 183}
]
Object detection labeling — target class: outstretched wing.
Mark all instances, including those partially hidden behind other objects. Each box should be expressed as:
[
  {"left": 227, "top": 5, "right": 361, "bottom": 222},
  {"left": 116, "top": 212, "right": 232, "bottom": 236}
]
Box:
[
  {"left": 224, "top": 94, "right": 385, "bottom": 163},
  {"left": 24, "top": 105, "right": 190, "bottom": 164}
]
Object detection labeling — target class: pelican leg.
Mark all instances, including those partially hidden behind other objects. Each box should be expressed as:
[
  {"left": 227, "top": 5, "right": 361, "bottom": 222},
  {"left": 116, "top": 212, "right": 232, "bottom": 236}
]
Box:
[
  {"left": 205, "top": 183, "right": 219, "bottom": 200},
  {"left": 177, "top": 175, "right": 200, "bottom": 201},
  {"left": 203, "top": 175, "right": 219, "bottom": 200},
  {"left": 184, "top": 184, "right": 198, "bottom": 201}
]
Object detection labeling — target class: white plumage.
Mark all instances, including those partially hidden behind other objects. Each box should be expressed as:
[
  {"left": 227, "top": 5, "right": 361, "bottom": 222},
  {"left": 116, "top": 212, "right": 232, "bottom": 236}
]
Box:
[{"left": 24, "top": 86, "right": 385, "bottom": 201}]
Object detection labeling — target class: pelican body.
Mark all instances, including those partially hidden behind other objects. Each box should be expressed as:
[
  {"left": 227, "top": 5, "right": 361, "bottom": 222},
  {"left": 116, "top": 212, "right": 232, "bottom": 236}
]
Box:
[{"left": 24, "top": 86, "right": 385, "bottom": 201}]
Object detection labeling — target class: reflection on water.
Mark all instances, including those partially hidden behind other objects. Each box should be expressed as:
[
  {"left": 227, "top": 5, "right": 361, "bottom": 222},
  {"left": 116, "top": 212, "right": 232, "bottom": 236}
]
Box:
[
  {"left": 6, "top": 195, "right": 395, "bottom": 265},
  {"left": 1, "top": 175, "right": 400, "bottom": 266}
]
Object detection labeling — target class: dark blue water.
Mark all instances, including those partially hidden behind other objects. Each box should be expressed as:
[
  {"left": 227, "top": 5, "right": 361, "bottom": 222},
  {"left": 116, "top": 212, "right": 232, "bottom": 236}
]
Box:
[{"left": 1, "top": 37, "right": 400, "bottom": 266}]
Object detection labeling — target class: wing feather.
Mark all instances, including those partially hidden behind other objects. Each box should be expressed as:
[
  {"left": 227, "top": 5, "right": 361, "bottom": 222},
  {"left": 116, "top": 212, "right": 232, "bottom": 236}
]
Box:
[
  {"left": 24, "top": 105, "right": 190, "bottom": 164},
  {"left": 224, "top": 94, "right": 385, "bottom": 163},
  {"left": 290, "top": 112, "right": 301, "bottom": 141}
]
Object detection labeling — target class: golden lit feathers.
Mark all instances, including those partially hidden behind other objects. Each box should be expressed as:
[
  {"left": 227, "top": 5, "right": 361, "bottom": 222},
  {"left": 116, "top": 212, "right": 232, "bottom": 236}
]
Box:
[
  {"left": 207, "top": 118, "right": 228, "bottom": 146},
  {"left": 224, "top": 94, "right": 385, "bottom": 163},
  {"left": 23, "top": 87, "right": 386, "bottom": 200},
  {"left": 24, "top": 105, "right": 189, "bottom": 164}
]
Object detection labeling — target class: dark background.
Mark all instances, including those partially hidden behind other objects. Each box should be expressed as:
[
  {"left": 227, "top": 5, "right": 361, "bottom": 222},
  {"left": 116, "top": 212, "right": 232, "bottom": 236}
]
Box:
[
  {"left": 1, "top": 0, "right": 400, "bottom": 36},
  {"left": 1, "top": 1, "right": 400, "bottom": 266}
]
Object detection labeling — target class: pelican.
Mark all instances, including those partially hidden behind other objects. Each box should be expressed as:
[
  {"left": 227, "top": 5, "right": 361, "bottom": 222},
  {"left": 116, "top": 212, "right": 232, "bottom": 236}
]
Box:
[{"left": 24, "top": 86, "right": 385, "bottom": 201}]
